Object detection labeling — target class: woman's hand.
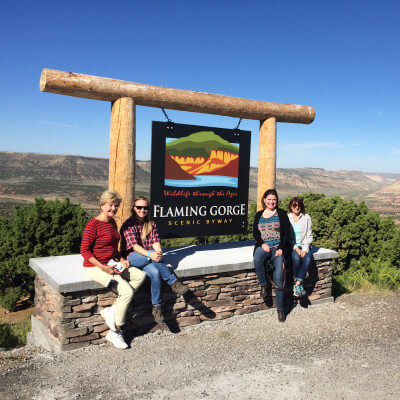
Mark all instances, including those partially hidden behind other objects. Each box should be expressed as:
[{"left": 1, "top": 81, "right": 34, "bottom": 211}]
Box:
[
  {"left": 101, "top": 265, "right": 114, "bottom": 275},
  {"left": 300, "top": 250, "right": 306, "bottom": 258},
  {"left": 275, "top": 249, "right": 283, "bottom": 257},
  {"left": 295, "top": 247, "right": 302, "bottom": 256},
  {"left": 120, "top": 258, "right": 130, "bottom": 268},
  {"left": 150, "top": 251, "right": 162, "bottom": 262},
  {"left": 261, "top": 243, "right": 270, "bottom": 253}
]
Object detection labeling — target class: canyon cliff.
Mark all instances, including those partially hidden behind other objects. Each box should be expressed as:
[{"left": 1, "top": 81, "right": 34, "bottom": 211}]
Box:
[
  {"left": 165, "top": 154, "right": 196, "bottom": 180},
  {"left": 172, "top": 149, "right": 238, "bottom": 177}
]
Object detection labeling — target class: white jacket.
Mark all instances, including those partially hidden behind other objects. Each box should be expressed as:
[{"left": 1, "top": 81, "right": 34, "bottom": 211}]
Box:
[{"left": 288, "top": 213, "right": 313, "bottom": 253}]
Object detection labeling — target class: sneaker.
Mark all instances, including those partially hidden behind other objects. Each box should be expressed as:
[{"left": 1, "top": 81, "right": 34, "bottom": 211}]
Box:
[
  {"left": 171, "top": 280, "right": 190, "bottom": 295},
  {"left": 293, "top": 284, "right": 301, "bottom": 298},
  {"left": 105, "top": 329, "right": 128, "bottom": 349},
  {"left": 152, "top": 305, "right": 165, "bottom": 323},
  {"left": 298, "top": 283, "right": 306, "bottom": 297},
  {"left": 100, "top": 306, "right": 117, "bottom": 332}
]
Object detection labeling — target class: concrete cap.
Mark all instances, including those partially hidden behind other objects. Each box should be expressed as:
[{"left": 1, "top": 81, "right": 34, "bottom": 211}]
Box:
[{"left": 29, "top": 242, "right": 338, "bottom": 293}]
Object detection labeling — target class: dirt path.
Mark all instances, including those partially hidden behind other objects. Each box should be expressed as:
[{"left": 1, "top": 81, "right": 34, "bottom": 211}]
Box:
[{"left": 1, "top": 292, "right": 399, "bottom": 399}]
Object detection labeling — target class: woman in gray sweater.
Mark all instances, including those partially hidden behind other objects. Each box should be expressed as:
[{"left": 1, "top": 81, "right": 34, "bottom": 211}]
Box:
[{"left": 288, "top": 197, "right": 313, "bottom": 298}]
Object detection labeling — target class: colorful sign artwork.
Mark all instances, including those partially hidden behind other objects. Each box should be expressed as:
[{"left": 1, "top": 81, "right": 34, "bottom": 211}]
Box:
[{"left": 150, "top": 122, "right": 251, "bottom": 238}]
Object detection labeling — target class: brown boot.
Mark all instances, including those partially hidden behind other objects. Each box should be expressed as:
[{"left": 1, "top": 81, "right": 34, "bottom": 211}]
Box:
[
  {"left": 260, "top": 285, "right": 267, "bottom": 299},
  {"left": 152, "top": 305, "right": 164, "bottom": 323},
  {"left": 171, "top": 280, "right": 190, "bottom": 295},
  {"left": 260, "top": 284, "right": 273, "bottom": 307},
  {"left": 277, "top": 310, "right": 286, "bottom": 322}
]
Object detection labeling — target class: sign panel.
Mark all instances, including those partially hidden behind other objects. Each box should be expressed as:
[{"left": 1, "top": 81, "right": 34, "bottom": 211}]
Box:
[{"left": 150, "top": 122, "right": 251, "bottom": 238}]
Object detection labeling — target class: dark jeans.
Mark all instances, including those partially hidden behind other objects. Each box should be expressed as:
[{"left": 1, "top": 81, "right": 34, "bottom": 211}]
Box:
[
  {"left": 291, "top": 249, "right": 312, "bottom": 282},
  {"left": 127, "top": 251, "right": 177, "bottom": 305},
  {"left": 253, "top": 246, "right": 285, "bottom": 310}
]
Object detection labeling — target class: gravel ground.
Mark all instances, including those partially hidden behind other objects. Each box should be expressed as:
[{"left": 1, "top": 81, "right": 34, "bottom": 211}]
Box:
[{"left": 1, "top": 292, "right": 400, "bottom": 400}]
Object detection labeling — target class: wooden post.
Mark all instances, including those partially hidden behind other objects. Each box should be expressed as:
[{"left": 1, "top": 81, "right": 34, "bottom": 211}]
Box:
[
  {"left": 257, "top": 117, "right": 277, "bottom": 210},
  {"left": 109, "top": 97, "right": 135, "bottom": 228}
]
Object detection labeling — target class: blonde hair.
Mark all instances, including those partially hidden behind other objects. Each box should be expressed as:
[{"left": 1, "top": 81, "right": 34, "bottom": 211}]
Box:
[
  {"left": 131, "top": 196, "right": 152, "bottom": 240},
  {"left": 99, "top": 190, "right": 122, "bottom": 207}
]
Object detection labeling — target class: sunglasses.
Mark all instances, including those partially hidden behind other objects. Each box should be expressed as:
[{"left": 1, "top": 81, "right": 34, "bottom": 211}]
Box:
[
  {"left": 135, "top": 206, "right": 149, "bottom": 210},
  {"left": 291, "top": 204, "right": 300, "bottom": 208}
]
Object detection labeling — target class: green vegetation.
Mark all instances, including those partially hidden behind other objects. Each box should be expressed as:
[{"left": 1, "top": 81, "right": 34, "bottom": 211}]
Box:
[
  {"left": 0, "top": 198, "right": 89, "bottom": 311},
  {"left": 334, "top": 260, "right": 400, "bottom": 293},
  {"left": 0, "top": 318, "right": 31, "bottom": 348},
  {"left": 166, "top": 131, "right": 239, "bottom": 158}
]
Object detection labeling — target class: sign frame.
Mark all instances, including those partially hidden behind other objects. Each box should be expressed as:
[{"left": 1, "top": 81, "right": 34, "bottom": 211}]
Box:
[{"left": 150, "top": 121, "right": 251, "bottom": 238}]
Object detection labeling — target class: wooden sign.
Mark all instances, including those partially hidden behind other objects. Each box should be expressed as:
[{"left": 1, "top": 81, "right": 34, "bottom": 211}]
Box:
[{"left": 150, "top": 122, "right": 251, "bottom": 238}]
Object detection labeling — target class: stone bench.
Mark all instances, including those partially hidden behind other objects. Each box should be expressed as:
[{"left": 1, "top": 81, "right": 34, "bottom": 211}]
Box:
[{"left": 28, "top": 241, "right": 338, "bottom": 351}]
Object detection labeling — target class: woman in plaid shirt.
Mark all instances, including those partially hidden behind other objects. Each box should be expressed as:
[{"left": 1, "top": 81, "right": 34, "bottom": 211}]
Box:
[{"left": 120, "top": 196, "right": 189, "bottom": 323}]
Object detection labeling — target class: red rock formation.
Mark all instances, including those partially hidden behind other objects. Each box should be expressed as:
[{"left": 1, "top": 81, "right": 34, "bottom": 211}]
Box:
[
  {"left": 171, "top": 155, "right": 205, "bottom": 171},
  {"left": 196, "top": 157, "right": 239, "bottom": 177},
  {"left": 165, "top": 154, "right": 196, "bottom": 180},
  {"left": 189, "top": 150, "right": 239, "bottom": 176}
]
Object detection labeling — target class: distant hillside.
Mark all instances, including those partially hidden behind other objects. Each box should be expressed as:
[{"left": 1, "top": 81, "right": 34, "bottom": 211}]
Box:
[
  {"left": 372, "top": 179, "right": 400, "bottom": 195},
  {"left": 367, "top": 179, "right": 400, "bottom": 223},
  {"left": 0, "top": 152, "right": 147, "bottom": 183},
  {"left": 166, "top": 131, "right": 239, "bottom": 158},
  {"left": 0, "top": 152, "right": 148, "bottom": 211},
  {"left": 1, "top": 151, "right": 399, "bottom": 219}
]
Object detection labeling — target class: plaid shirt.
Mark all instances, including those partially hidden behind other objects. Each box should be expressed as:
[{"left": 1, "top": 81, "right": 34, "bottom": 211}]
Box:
[{"left": 122, "top": 218, "right": 160, "bottom": 253}]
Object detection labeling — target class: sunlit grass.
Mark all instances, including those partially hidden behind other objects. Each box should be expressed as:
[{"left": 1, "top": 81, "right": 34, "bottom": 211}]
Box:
[{"left": 334, "top": 260, "right": 400, "bottom": 295}]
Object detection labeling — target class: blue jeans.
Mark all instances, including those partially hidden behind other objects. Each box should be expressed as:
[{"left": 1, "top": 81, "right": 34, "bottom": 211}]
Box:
[
  {"left": 291, "top": 249, "right": 312, "bottom": 282},
  {"left": 253, "top": 246, "right": 285, "bottom": 310},
  {"left": 127, "top": 251, "right": 177, "bottom": 305}
]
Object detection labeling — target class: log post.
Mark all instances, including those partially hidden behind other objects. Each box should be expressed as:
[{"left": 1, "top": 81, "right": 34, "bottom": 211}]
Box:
[
  {"left": 109, "top": 97, "right": 135, "bottom": 228},
  {"left": 40, "top": 69, "right": 315, "bottom": 124},
  {"left": 257, "top": 117, "right": 277, "bottom": 210}
]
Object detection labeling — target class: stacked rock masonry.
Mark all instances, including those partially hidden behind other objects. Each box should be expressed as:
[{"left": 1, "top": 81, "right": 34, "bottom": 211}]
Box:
[{"left": 31, "top": 245, "right": 335, "bottom": 352}]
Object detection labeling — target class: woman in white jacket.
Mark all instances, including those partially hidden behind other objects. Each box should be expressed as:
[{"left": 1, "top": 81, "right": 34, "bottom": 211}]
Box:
[{"left": 288, "top": 197, "right": 313, "bottom": 298}]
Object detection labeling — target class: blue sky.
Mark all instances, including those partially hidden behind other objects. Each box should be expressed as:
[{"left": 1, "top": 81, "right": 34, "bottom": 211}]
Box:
[{"left": 1, "top": 1, "right": 399, "bottom": 173}]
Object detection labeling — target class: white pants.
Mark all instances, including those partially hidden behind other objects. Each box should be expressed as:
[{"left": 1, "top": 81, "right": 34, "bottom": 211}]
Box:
[{"left": 84, "top": 266, "right": 146, "bottom": 326}]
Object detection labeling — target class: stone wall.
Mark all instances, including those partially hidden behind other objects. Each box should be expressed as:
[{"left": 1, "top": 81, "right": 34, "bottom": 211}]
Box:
[{"left": 32, "top": 257, "right": 332, "bottom": 351}]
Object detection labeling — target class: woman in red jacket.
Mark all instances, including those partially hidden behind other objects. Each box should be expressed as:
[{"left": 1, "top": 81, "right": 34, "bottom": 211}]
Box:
[{"left": 80, "top": 190, "right": 146, "bottom": 349}]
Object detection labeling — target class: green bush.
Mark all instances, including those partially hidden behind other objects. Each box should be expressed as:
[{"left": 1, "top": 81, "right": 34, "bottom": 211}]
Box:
[
  {"left": 0, "top": 319, "right": 31, "bottom": 348},
  {"left": 0, "top": 198, "right": 89, "bottom": 310},
  {"left": 334, "top": 259, "right": 400, "bottom": 293}
]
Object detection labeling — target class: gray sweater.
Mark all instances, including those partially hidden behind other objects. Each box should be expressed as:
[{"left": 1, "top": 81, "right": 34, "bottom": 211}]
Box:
[{"left": 288, "top": 213, "right": 313, "bottom": 253}]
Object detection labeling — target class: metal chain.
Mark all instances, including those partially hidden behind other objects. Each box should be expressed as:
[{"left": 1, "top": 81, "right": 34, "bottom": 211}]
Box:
[
  {"left": 234, "top": 117, "right": 243, "bottom": 130},
  {"left": 161, "top": 107, "right": 174, "bottom": 130},
  {"left": 161, "top": 107, "right": 172, "bottom": 123},
  {"left": 161, "top": 106, "right": 242, "bottom": 131}
]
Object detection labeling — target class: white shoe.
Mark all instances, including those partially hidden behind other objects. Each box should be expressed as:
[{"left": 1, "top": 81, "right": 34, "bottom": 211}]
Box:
[
  {"left": 105, "top": 329, "right": 128, "bottom": 349},
  {"left": 100, "top": 306, "right": 116, "bottom": 332}
]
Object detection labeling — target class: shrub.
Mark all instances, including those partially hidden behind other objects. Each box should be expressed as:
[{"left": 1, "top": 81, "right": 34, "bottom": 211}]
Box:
[
  {"left": 0, "top": 198, "right": 89, "bottom": 310},
  {"left": 334, "top": 259, "right": 400, "bottom": 293},
  {"left": 0, "top": 318, "right": 31, "bottom": 348}
]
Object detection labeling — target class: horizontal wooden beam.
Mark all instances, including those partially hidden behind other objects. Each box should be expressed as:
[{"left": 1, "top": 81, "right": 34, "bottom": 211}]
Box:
[{"left": 40, "top": 69, "right": 315, "bottom": 124}]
